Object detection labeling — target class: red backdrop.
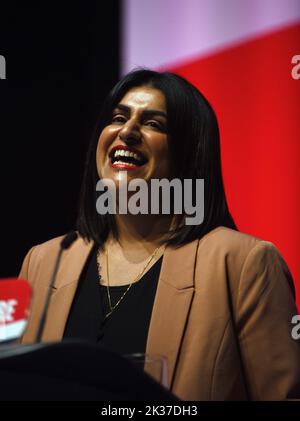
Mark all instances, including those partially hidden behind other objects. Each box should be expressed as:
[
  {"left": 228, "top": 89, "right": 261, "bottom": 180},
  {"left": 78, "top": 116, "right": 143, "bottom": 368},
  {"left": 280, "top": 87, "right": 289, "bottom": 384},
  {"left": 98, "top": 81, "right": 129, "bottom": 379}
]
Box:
[{"left": 166, "top": 23, "right": 300, "bottom": 308}]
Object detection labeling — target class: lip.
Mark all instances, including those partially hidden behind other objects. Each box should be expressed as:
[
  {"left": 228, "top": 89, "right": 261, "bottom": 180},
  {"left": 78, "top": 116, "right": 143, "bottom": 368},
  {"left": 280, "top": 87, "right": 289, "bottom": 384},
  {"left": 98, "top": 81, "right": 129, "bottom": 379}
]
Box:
[
  {"left": 109, "top": 161, "right": 146, "bottom": 171},
  {"left": 108, "top": 144, "right": 148, "bottom": 170}
]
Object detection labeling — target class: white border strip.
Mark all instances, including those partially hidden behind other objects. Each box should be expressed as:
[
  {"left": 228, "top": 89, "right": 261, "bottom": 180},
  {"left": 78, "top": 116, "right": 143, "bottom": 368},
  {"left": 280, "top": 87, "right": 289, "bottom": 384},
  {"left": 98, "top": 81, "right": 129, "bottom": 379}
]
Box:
[{"left": 122, "top": 0, "right": 300, "bottom": 74}]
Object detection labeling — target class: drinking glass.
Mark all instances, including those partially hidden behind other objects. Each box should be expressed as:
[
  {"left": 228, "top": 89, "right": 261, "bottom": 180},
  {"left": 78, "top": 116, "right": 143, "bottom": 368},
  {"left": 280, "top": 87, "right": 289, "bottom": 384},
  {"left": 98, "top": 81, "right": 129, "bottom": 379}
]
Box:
[{"left": 125, "top": 353, "right": 169, "bottom": 389}]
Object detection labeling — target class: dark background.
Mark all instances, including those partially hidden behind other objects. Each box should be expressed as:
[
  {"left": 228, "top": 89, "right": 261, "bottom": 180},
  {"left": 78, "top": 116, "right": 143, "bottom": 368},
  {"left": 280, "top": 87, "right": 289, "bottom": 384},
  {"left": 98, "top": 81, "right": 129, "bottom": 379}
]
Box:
[{"left": 0, "top": 2, "right": 120, "bottom": 276}]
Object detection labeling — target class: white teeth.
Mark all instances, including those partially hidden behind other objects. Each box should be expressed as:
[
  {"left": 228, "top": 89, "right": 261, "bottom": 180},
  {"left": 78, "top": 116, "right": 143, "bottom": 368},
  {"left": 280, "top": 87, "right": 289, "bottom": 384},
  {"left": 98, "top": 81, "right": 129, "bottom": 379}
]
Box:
[{"left": 113, "top": 149, "right": 142, "bottom": 161}]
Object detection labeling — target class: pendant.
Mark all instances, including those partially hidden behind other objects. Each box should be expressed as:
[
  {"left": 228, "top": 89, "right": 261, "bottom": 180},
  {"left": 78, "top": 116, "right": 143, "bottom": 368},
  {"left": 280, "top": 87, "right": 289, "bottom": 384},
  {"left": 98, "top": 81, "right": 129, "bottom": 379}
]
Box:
[{"left": 104, "top": 310, "right": 113, "bottom": 319}]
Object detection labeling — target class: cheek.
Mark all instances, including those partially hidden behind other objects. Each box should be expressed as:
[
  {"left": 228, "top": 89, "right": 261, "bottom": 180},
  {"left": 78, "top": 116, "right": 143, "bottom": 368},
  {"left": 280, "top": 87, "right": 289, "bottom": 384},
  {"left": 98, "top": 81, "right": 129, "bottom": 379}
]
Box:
[
  {"left": 149, "top": 139, "right": 171, "bottom": 176},
  {"left": 97, "top": 128, "right": 109, "bottom": 154},
  {"left": 98, "top": 125, "right": 118, "bottom": 147},
  {"left": 95, "top": 133, "right": 108, "bottom": 178},
  {"left": 95, "top": 141, "right": 102, "bottom": 178},
  {"left": 96, "top": 127, "right": 114, "bottom": 162},
  {"left": 153, "top": 139, "right": 170, "bottom": 163}
]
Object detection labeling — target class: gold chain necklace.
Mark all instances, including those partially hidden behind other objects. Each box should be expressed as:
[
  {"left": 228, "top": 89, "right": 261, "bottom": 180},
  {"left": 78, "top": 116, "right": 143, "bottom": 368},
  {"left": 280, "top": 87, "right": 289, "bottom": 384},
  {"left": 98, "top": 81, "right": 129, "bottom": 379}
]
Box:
[{"left": 96, "top": 245, "right": 164, "bottom": 319}]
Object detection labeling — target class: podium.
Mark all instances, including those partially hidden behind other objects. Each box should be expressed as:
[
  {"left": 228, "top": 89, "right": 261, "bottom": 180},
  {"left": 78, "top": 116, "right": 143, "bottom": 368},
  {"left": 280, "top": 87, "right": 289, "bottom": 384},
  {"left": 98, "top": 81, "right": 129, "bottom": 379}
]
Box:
[{"left": 0, "top": 340, "right": 179, "bottom": 401}]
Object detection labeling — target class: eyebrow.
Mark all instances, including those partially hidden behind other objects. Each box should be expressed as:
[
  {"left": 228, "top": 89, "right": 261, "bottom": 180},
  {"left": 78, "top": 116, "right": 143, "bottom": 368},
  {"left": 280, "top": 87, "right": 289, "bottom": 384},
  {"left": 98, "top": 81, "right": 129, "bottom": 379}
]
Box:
[{"left": 114, "top": 103, "right": 167, "bottom": 119}]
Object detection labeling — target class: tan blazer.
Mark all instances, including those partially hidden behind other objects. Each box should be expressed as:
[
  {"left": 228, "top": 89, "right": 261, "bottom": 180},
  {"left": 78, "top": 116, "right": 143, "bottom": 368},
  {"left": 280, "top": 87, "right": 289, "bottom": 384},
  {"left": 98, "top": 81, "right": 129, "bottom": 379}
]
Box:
[{"left": 19, "top": 226, "right": 300, "bottom": 400}]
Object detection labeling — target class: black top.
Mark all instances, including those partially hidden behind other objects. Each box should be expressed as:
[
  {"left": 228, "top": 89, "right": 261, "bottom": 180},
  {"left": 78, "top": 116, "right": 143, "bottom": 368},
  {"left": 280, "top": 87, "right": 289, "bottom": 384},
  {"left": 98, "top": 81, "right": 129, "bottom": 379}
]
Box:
[{"left": 63, "top": 246, "right": 163, "bottom": 356}]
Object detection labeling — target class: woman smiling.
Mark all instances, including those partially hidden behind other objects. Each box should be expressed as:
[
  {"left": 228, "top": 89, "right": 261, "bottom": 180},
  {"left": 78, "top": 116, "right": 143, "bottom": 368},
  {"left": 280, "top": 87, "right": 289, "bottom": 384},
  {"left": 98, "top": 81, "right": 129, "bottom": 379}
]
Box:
[{"left": 19, "top": 69, "right": 300, "bottom": 400}]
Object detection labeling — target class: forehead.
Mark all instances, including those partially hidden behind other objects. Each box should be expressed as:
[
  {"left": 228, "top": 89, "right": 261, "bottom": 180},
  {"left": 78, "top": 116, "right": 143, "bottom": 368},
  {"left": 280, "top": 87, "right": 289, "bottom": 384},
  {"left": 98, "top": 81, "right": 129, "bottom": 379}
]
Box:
[{"left": 118, "top": 86, "right": 166, "bottom": 111}]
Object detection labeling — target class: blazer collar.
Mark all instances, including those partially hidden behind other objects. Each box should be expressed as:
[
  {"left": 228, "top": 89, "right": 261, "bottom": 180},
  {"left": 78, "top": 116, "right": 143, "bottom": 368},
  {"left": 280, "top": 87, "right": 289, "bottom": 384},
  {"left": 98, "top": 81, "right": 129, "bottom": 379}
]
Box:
[
  {"left": 145, "top": 239, "right": 198, "bottom": 389},
  {"left": 40, "top": 237, "right": 95, "bottom": 341},
  {"left": 54, "top": 237, "right": 95, "bottom": 289}
]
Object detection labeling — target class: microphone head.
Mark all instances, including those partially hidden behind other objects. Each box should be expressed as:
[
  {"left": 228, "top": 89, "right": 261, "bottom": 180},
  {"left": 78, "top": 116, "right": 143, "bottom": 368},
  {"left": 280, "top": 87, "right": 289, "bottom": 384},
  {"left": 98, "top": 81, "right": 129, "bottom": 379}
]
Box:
[
  {"left": 60, "top": 231, "right": 78, "bottom": 250},
  {"left": 0, "top": 278, "right": 31, "bottom": 343}
]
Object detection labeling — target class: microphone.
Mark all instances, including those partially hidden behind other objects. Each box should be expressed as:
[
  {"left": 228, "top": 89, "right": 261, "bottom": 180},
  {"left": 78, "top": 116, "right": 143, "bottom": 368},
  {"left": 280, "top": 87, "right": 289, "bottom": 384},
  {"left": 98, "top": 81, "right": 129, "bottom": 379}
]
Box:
[
  {"left": 0, "top": 278, "right": 32, "bottom": 343},
  {"left": 35, "top": 231, "right": 78, "bottom": 343},
  {"left": 60, "top": 231, "right": 78, "bottom": 250}
]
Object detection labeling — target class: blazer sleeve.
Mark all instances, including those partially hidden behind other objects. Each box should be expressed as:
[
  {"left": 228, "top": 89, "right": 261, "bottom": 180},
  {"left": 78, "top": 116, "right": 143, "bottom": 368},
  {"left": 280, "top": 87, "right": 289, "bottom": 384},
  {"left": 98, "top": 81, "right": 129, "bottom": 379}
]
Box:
[
  {"left": 18, "top": 246, "right": 37, "bottom": 282},
  {"left": 236, "top": 241, "right": 300, "bottom": 400}
]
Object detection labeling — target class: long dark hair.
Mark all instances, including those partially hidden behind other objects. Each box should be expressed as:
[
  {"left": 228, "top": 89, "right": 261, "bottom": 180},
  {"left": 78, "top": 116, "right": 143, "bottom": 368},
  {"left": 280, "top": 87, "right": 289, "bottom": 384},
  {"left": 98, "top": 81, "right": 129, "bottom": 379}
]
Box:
[{"left": 77, "top": 68, "right": 237, "bottom": 248}]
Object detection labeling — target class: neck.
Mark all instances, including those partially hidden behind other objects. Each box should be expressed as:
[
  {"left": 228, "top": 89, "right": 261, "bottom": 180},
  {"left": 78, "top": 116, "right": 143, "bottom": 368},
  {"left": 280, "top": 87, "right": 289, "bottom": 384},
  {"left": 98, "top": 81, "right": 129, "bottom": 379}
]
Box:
[{"left": 112, "top": 213, "right": 173, "bottom": 251}]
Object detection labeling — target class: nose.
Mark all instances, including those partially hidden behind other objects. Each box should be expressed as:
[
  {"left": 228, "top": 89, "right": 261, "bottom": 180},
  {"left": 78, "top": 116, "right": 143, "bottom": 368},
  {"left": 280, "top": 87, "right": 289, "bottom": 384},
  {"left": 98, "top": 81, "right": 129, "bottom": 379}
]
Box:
[{"left": 118, "top": 119, "right": 141, "bottom": 145}]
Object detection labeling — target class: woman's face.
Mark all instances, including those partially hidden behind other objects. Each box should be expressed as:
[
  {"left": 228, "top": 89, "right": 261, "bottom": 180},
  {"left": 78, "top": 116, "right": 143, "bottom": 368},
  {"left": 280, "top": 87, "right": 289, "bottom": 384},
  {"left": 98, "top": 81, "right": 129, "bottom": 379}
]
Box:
[{"left": 96, "top": 86, "right": 170, "bottom": 184}]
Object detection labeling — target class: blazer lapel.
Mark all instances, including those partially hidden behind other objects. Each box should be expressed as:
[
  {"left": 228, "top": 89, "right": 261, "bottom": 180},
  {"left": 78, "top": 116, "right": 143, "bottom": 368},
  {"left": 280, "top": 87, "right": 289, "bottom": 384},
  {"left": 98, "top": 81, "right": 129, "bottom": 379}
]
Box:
[
  {"left": 145, "top": 239, "right": 199, "bottom": 390},
  {"left": 41, "top": 238, "right": 95, "bottom": 341}
]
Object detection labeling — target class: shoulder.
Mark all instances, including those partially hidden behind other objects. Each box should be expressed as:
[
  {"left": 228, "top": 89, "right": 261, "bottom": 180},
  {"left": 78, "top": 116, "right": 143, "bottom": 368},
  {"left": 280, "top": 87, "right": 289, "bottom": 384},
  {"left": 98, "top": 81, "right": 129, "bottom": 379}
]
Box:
[
  {"left": 196, "top": 226, "right": 289, "bottom": 286},
  {"left": 27, "top": 233, "right": 91, "bottom": 258},
  {"left": 198, "top": 226, "right": 279, "bottom": 260},
  {"left": 29, "top": 235, "right": 65, "bottom": 259},
  {"left": 200, "top": 226, "right": 262, "bottom": 251},
  {"left": 19, "top": 234, "right": 93, "bottom": 283}
]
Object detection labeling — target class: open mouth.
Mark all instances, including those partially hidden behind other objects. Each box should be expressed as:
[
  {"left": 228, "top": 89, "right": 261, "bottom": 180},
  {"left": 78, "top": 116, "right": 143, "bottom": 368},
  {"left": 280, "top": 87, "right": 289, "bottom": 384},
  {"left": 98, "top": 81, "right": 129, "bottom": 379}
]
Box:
[{"left": 109, "top": 146, "right": 148, "bottom": 169}]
